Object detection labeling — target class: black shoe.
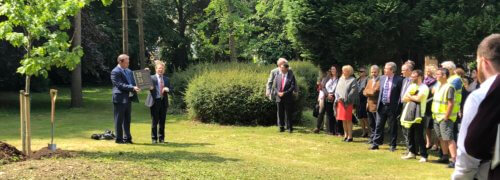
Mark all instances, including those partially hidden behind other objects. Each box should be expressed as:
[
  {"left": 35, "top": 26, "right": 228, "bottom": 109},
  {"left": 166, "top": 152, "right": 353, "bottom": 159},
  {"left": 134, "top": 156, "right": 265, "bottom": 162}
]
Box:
[
  {"left": 389, "top": 146, "right": 396, "bottom": 152},
  {"left": 370, "top": 145, "right": 379, "bottom": 150},
  {"left": 435, "top": 157, "right": 450, "bottom": 164},
  {"left": 152, "top": 139, "right": 158, "bottom": 144},
  {"left": 116, "top": 140, "right": 126, "bottom": 144},
  {"left": 448, "top": 162, "right": 455, "bottom": 168},
  {"left": 159, "top": 140, "right": 165, "bottom": 144},
  {"left": 125, "top": 140, "right": 133, "bottom": 144},
  {"left": 289, "top": 129, "right": 293, "bottom": 133},
  {"left": 279, "top": 127, "right": 285, "bottom": 132},
  {"left": 347, "top": 138, "right": 353, "bottom": 142},
  {"left": 343, "top": 137, "right": 348, "bottom": 142}
]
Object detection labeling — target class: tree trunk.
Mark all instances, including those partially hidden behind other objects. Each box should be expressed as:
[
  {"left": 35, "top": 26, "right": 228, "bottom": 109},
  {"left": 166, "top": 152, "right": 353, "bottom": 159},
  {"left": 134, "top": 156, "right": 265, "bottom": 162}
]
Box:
[
  {"left": 174, "top": 0, "right": 189, "bottom": 69},
  {"left": 122, "top": 0, "right": 129, "bottom": 54},
  {"left": 71, "top": 10, "right": 83, "bottom": 107},
  {"left": 225, "top": 0, "right": 237, "bottom": 62},
  {"left": 136, "top": 0, "right": 146, "bottom": 68}
]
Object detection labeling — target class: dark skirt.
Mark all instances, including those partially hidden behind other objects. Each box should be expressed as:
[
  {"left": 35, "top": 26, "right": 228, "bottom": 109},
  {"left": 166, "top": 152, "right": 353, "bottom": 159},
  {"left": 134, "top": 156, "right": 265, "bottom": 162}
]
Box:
[{"left": 356, "top": 96, "right": 368, "bottom": 118}]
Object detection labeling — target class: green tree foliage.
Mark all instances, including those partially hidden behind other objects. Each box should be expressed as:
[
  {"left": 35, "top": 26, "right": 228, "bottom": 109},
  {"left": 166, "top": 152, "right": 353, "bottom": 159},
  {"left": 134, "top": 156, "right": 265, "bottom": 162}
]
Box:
[
  {"left": 194, "top": 0, "right": 256, "bottom": 62},
  {"left": 418, "top": 0, "right": 500, "bottom": 64},
  {"left": 0, "top": 0, "right": 111, "bottom": 91},
  {"left": 249, "top": 0, "right": 296, "bottom": 64}
]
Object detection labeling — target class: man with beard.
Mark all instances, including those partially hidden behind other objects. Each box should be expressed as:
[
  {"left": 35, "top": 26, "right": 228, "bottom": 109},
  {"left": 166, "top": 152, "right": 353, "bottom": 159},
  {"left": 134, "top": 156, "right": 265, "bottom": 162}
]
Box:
[{"left": 452, "top": 34, "right": 500, "bottom": 179}]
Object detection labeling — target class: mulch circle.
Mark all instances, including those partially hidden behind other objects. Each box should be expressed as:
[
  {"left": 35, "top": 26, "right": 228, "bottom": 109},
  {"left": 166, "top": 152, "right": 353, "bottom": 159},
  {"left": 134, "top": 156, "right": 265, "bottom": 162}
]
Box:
[
  {"left": 0, "top": 141, "right": 26, "bottom": 164},
  {"left": 0, "top": 141, "right": 75, "bottom": 164}
]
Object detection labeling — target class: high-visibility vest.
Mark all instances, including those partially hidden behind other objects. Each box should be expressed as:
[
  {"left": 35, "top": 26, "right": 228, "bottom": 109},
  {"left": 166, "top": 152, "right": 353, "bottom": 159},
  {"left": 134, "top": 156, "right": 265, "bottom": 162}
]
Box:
[
  {"left": 432, "top": 82, "right": 457, "bottom": 122},
  {"left": 448, "top": 75, "right": 462, "bottom": 120}
]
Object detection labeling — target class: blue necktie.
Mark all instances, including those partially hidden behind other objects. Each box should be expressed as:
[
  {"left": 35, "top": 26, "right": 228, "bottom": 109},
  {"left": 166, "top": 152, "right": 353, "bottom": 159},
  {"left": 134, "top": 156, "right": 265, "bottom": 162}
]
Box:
[{"left": 382, "top": 77, "right": 391, "bottom": 104}]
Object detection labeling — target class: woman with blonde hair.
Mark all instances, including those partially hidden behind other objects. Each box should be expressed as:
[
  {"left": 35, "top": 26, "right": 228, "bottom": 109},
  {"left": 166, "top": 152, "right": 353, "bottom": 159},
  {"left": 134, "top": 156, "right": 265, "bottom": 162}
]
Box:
[{"left": 335, "top": 65, "right": 359, "bottom": 142}]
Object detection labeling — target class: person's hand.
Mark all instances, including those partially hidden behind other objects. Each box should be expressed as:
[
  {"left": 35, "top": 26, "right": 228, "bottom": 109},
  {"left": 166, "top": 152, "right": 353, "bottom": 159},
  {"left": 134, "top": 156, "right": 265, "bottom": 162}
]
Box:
[
  {"left": 144, "top": 68, "right": 150, "bottom": 71},
  {"left": 278, "top": 92, "right": 284, "bottom": 97},
  {"left": 150, "top": 86, "right": 154, "bottom": 90},
  {"left": 328, "top": 94, "right": 334, "bottom": 101},
  {"left": 163, "top": 87, "right": 170, "bottom": 93},
  {"left": 266, "top": 91, "right": 270, "bottom": 97},
  {"left": 133, "top": 86, "right": 141, "bottom": 92}
]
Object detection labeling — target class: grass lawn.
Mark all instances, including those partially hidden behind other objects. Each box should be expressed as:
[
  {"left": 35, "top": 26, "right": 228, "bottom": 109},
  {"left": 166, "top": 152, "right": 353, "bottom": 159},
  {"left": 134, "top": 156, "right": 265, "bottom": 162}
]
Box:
[{"left": 0, "top": 87, "right": 452, "bottom": 179}]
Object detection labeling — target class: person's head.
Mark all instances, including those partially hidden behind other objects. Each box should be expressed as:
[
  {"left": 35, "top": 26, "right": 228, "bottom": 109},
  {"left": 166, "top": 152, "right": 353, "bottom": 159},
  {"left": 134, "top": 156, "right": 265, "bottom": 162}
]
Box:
[
  {"left": 425, "top": 65, "right": 436, "bottom": 78},
  {"left": 476, "top": 33, "right": 500, "bottom": 83},
  {"left": 117, "top": 54, "right": 130, "bottom": 68},
  {"left": 154, "top": 60, "right": 165, "bottom": 75},
  {"left": 441, "top": 61, "right": 456, "bottom": 75},
  {"left": 370, "top": 65, "right": 380, "bottom": 78},
  {"left": 384, "top": 62, "right": 397, "bottom": 76},
  {"left": 358, "top": 67, "right": 367, "bottom": 77},
  {"left": 405, "top": 60, "right": 415, "bottom": 69},
  {"left": 411, "top": 70, "right": 424, "bottom": 84},
  {"left": 455, "top": 68, "right": 465, "bottom": 78},
  {"left": 328, "top": 65, "right": 337, "bottom": 77},
  {"left": 277, "top": 58, "right": 288, "bottom": 67},
  {"left": 435, "top": 68, "right": 449, "bottom": 83},
  {"left": 342, "top": 65, "right": 354, "bottom": 78},
  {"left": 471, "top": 69, "right": 477, "bottom": 80},
  {"left": 401, "top": 64, "right": 412, "bottom": 78},
  {"left": 280, "top": 63, "right": 289, "bottom": 73}
]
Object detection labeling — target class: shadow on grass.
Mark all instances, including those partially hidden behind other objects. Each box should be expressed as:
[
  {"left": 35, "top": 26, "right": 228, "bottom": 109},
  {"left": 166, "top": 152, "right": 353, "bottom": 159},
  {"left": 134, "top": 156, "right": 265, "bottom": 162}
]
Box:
[
  {"left": 78, "top": 150, "right": 240, "bottom": 163},
  {"left": 135, "top": 142, "right": 214, "bottom": 148}
]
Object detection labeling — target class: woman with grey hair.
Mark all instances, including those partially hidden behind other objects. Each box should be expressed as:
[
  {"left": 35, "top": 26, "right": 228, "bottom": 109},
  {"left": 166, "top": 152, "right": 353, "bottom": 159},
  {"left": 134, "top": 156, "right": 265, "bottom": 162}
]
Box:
[{"left": 335, "top": 65, "right": 359, "bottom": 142}]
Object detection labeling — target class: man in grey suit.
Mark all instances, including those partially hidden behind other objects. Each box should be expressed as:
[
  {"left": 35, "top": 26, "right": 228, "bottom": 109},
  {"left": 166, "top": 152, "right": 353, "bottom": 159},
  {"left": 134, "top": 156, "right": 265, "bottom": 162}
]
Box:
[
  {"left": 266, "top": 58, "right": 293, "bottom": 101},
  {"left": 370, "top": 62, "right": 404, "bottom": 151},
  {"left": 274, "top": 63, "right": 296, "bottom": 133},
  {"left": 111, "top": 54, "right": 140, "bottom": 144}
]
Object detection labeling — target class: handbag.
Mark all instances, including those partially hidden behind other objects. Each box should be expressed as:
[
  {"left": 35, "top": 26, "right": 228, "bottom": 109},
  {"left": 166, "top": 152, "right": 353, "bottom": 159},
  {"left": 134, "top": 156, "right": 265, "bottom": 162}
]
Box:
[
  {"left": 145, "top": 93, "right": 154, "bottom": 107},
  {"left": 313, "top": 103, "right": 319, "bottom": 118}
]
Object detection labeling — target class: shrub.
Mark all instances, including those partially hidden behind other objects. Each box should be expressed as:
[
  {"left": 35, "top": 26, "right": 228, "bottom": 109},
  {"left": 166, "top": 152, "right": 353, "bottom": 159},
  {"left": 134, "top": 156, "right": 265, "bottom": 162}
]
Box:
[
  {"left": 170, "top": 62, "right": 274, "bottom": 111},
  {"left": 288, "top": 61, "right": 320, "bottom": 107},
  {"left": 184, "top": 64, "right": 309, "bottom": 125}
]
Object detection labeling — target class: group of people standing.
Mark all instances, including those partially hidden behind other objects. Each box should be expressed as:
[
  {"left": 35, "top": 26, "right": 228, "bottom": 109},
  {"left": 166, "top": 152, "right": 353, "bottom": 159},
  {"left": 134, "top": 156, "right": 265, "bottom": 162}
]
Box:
[
  {"left": 267, "top": 34, "right": 500, "bottom": 179},
  {"left": 111, "top": 54, "right": 172, "bottom": 144}
]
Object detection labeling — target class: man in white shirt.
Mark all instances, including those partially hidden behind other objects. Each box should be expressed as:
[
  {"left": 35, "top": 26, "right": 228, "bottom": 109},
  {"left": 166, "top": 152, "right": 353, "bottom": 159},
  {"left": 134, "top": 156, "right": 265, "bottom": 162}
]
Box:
[{"left": 452, "top": 34, "right": 500, "bottom": 180}]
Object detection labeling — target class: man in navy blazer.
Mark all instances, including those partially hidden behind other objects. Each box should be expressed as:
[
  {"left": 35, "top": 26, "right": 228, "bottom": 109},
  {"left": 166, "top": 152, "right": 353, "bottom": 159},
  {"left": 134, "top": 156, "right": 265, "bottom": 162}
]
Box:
[
  {"left": 111, "top": 54, "right": 140, "bottom": 144},
  {"left": 370, "top": 62, "right": 403, "bottom": 151},
  {"left": 149, "top": 61, "right": 172, "bottom": 144},
  {"left": 273, "top": 63, "right": 296, "bottom": 133}
]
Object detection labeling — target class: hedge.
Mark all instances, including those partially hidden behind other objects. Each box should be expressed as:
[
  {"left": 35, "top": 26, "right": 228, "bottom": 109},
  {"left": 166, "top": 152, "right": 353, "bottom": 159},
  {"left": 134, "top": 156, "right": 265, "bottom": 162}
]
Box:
[{"left": 184, "top": 63, "right": 312, "bottom": 125}]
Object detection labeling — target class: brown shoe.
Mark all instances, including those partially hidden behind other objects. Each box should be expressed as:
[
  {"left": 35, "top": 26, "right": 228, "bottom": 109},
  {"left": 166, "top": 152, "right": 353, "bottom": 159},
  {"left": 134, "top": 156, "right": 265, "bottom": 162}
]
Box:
[{"left": 313, "top": 128, "right": 320, "bottom": 133}]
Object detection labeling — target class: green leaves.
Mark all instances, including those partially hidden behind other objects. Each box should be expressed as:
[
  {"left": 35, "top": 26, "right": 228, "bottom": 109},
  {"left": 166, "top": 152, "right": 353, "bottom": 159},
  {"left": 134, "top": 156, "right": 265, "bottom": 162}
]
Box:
[{"left": 0, "top": 0, "right": 110, "bottom": 78}]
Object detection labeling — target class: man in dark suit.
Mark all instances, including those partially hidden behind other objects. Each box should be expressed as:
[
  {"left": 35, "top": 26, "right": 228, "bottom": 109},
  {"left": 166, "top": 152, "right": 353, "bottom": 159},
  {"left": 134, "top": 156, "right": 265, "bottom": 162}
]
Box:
[
  {"left": 370, "top": 62, "right": 403, "bottom": 151},
  {"left": 274, "top": 63, "right": 296, "bottom": 133},
  {"left": 149, "top": 61, "right": 172, "bottom": 144},
  {"left": 111, "top": 54, "right": 140, "bottom": 144}
]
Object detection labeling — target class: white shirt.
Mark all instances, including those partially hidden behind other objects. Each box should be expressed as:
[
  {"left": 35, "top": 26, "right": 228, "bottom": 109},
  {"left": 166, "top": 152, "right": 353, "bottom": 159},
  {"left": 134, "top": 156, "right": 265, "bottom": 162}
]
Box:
[
  {"left": 325, "top": 78, "right": 338, "bottom": 93},
  {"left": 452, "top": 74, "right": 498, "bottom": 180}
]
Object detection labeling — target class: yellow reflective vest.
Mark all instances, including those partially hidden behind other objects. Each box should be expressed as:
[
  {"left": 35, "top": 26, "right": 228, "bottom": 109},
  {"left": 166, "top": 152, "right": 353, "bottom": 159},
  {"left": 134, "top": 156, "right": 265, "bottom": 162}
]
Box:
[
  {"left": 432, "top": 82, "right": 456, "bottom": 122},
  {"left": 448, "top": 75, "right": 462, "bottom": 120}
]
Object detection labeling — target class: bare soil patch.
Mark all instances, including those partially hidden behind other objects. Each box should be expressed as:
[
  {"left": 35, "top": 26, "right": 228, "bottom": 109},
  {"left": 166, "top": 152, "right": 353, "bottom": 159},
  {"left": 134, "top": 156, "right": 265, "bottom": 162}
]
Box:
[
  {"left": 0, "top": 159, "right": 166, "bottom": 179},
  {"left": 0, "top": 141, "right": 25, "bottom": 164}
]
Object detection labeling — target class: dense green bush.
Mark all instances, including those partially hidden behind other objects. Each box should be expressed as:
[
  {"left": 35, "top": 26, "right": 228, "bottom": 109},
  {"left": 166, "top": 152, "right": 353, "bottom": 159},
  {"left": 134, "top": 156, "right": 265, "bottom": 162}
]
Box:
[
  {"left": 184, "top": 62, "right": 313, "bottom": 125},
  {"left": 288, "top": 61, "right": 319, "bottom": 107},
  {"left": 170, "top": 62, "right": 274, "bottom": 111}
]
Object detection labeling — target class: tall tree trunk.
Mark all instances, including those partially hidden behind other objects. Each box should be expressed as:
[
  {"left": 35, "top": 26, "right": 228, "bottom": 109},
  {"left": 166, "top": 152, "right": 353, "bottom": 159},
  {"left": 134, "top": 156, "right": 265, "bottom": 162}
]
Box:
[
  {"left": 71, "top": 10, "right": 83, "bottom": 107},
  {"left": 136, "top": 0, "right": 146, "bottom": 68},
  {"left": 175, "top": 0, "right": 189, "bottom": 69},
  {"left": 122, "top": 0, "right": 129, "bottom": 54},
  {"left": 229, "top": 33, "right": 237, "bottom": 62},
  {"left": 226, "top": 0, "right": 237, "bottom": 62}
]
